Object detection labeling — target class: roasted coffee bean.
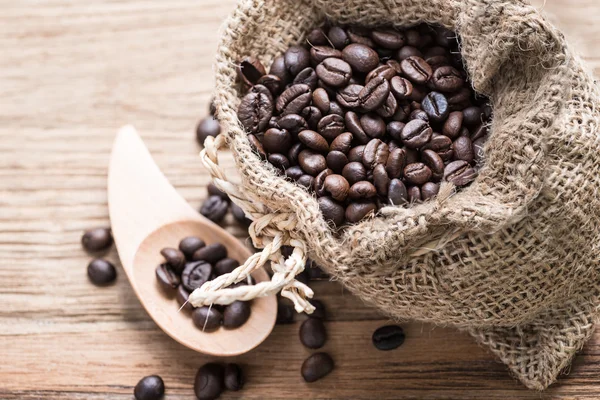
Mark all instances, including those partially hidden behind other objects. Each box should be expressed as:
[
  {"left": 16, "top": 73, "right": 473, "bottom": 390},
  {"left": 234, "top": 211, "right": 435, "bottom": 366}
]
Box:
[
  {"left": 347, "top": 145, "right": 365, "bottom": 162},
  {"left": 347, "top": 27, "right": 375, "bottom": 47},
  {"left": 307, "top": 28, "right": 329, "bottom": 46},
  {"left": 294, "top": 67, "right": 318, "bottom": 90},
  {"left": 192, "top": 306, "right": 223, "bottom": 331},
  {"left": 286, "top": 166, "right": 304, "bottom": 180},
  {"left": 397, "top": 46, "right": 423, "bottom": 62},
  {"left": 376, "top": 92, "right": 398, "bottom": 118},
  {"left": 424, "top": 134, "right": 453, "bottom": 161},
  {"left": 444, "top": 160, "right": 477, "bottom": 186},
  {"left": 404, "top": 147, "right": 420, "bottom": 165},
  {"left": 196, "top": 116, "right": 221, "bottom": 146},
  {"left": 278, "top": 114, "right": 308, "bottom": 135},
  {"left": 194, "top": 363, "right": 224, "bottom": 400},
  {"left": 326, "top": 151, "right": 349, "bottom": 173},
  {"left": 453, "top": 136, "right": 474, "bottom": 163},
  {"left": 373, "top": 164, "right": 390, "bottom": 196},
  {"left": 238, "top": 85, "right": 273, "bottom": 133},
  {"left": 336, "top": 84, "right": 363, "bottom": 109},
  {"left": 192, "top": 243, "right": 227, "bottom": 264},
  {"left": 298, "top": 130, "right": 329, "bottom": 153},
  {"left": 285, "top": 45, "right": 311, "bottom": 76},
  {"left": 176, "top": 285, "right": 193, "bottom": 311},
  {"left": 401, "top": 56, "right": 433, "bottom": 84},
  {"left": 299, "top": 149, "right": 327, "bottom": 176},
  {"left": 277, "top": 299, "right": 295, "bottom": 324},
  {"left": 404, "top": 163, "right": 432, "bottom": 185},
  {"left": 386, "top": 148, "right": 406, "bottom": 178},
  {"left": 312, "top": 88, "right": 331, "bottom": 113},
  {"left": 421, "top": 91, "right": 449, "bottom": 123},
  {"left": 386, "top": 121, "right": 405, "bottom": 142},
  {"left": 223, "top": 301, "right": 251, "bottom": 328},
  {"left": 432, "top": 66, "right": 464, "bottom": 92},
  {"left": 462, "top": 106, "right": 483, "bottom": 126},
  {"left": 471, "top": 123, "right": 488, "bottom": 141},
  {"left": 288, "top": 142, "right": 303, "bottom": 165},
  {"left": 238, "top": 56, "right": 266, "bottom": 86},
  {"left": 134, "top": 375, "right": 165, "bottom": 400},
  {"left": 301, "top": 353, "right": 334, "bottom": 383},
  {"left": 388, "top": 140, "right": 401, "bottom": 152},
  {"left": 181, "top": 261, "right": 212, "bottom": 292},
  {"left": 318, "top": 196, "right": 345, "bottom": 226},
  {"left": 401, "top": 119, "right": 432, "bottom": 149},
  {"left": 310, "top": 46, "right": 343, "bottom": 64},
  {"left": 360, "top": 113, "right": 386, "bottom": 138},
  {"left": 348, "top": 181, "right": 377, "bottom": 199},
  {"left": 248, "top": 134, "right": 266, "bottom": 158},
  {"left": 200, "top": 195, "right": 229, "bottom": 223},
  {"left": 406, "top": 186, "right": 421, "bottom": 203},
  {"left": 257, "top": 74, "right": 282, "bottom": 95},
  {"left": 262, "top": 128, "right": 292, "bottom": 153},
  {"left": 421, "top": 149, "right": 444, "bottom": 180},
  {"left": 231, "top": 204, "right": 250, "bottom": 227},
  {"left": 214, "top": 258, "right": 238, "bottom": 277},
  {"left": 155, "top": 263, "right": 180, "bottom": 292},
  {"left": 298, "top": 174, "right": 315, "bottom": 189},
  {"left": 442, "top": 111, "right": 463, "bottom": 139},
  {"left": 423, "top": 45, "right": 448, "bottom": 58},
  {"left": 224, "top": 364, "right": 244, "bottom": 391},
  {"left": 344, "top": 111, "right": 369, "bottom": 144},
  {"left": 330, "top": 132, "right": 353, "bottom": 153},
  {"left": 421, "top": 182, "right": 440, "bottom": 201},
  {"left": 308, "top": 299, "right": 327, "bottom": 319},
  {"left": 179, "top": 236, "right": 205, "bottom": 260},
  {"left": 426, "top": 54, "right": 450, "bottom": 70},
  {"left": 314, "top": 169, "right": 333, "bottom": 197},
  {"left": 359, "top": 76, "right": 390, "bottom": 111},
  {"left": 388, "top": 179, "right": 408, "bottom": 205},
  {"left": 404, "top": 29, "right": 421, "bottom": 47},
  {"left": 276, "top": 84, "right": 312, "bottom": 116},
  {"left": 82, "top": 227, "right": 113, "bottom": 253},
  {"left": 363, "top": 139, "right": 389, "bottom": 169},
  {"left": 299, "top": 106, "right": 320, "bottom": 131},
  {"left": 160, "top": 247, "right": 186, "bottom": 273},
  {"left": 299, "top": 318, "right": 327, "bottom": 349},
  {"left": 390, "top": 76, "right": 413, "bottom": 100},
  {"left": 342, "top": 161, "right": 368, "bottom": 185},
  {"left": 447, "top": 87, "right": 472, "bottom": 109},
  {"left": 323, "top": 174, "right": 350, "bottom": 201},
  {"left": 407, "top": 84, "right": 428, "bottom": 102},
  {"left": 316, "top": 58, "right": 352, "bottom": 87},
  {"left": 269, "top": 55, "right": 291, "bottom": 85},
  {"left": 317, "top": 114, "right": 345, "bottom": 141},
  {"left": 328, "top": 26, "right": 350, "bottom": 49},
  {"left": 410, "top": 109, "right": 429, "bottom": 122},
  {"left": 371, "top": 28, "right": 405, "bottom": 49},
  {"left": 328, "top": 101, "right": 345, "bottom": 117},
  {"left": 342, "top": 43, "right": 380, "bottom": 73},
  {"left": 372, "top": 325, "right": 405, "bottom": 350},
  {"left": 365, "top": 65, "right": 396, "bottom": 84},
  {"left": 345, "top": 200, "right": 377, "bottom": 223},
  {"left": 207, "top": 182, "right": 228, "bottom": 199},
  {"left": 87, "top": 259, "right": 116, "bottom": 285}
]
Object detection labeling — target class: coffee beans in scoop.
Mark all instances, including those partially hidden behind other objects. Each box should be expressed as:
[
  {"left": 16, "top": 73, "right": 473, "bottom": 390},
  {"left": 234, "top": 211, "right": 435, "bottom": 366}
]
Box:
[
  {"left": 154, "top": 235, "right": 253, "bottom": 332},
  {"left": 237, "top": 23, "right": 492, "bottom": 227}
]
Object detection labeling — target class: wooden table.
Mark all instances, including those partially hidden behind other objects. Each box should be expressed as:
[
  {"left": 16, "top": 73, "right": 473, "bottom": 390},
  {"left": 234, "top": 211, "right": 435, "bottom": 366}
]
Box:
[{"left": 1, "top": 1, "right": 599, "bottom": 399}]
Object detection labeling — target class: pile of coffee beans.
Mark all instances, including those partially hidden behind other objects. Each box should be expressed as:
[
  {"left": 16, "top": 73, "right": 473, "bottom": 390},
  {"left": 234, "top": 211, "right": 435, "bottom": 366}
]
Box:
[
  {"left": 81, "top": 227, "right": 117, "bottom": 285},
  {"left": 237, "top": 23, "right": 492, "bottom": 227},
  {"left": 200, "top": 183, "right": 251, "bottom": 226},
  {"left": 194, "top": 362, "right": 244, "bottom": 399},
  {"left": 155, "top": 236, "right": 253, "bottom": 331}
]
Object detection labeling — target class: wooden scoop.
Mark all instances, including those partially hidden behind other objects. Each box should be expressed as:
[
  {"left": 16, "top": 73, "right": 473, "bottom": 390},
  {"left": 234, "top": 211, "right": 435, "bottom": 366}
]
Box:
[{"left": 108, "top": 125, "right": 276, "bottom": 356}]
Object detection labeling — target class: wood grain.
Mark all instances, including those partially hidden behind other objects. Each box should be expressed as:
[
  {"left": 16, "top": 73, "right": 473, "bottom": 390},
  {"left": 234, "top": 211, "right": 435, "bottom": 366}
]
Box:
[{"left": 1, "top": 0, "right": 599, "bottom": 398}]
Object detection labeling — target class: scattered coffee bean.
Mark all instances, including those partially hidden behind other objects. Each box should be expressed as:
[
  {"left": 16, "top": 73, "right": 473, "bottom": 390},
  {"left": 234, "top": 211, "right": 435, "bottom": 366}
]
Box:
[
  {"left": 82, "top": 227, "right": 113, "bottom": 253},
  {"left": 134, "top": 375, "right": 165, "bottom": 400},
  {"left": 192, "top": 243, "right": 227, "bottom": 264},
  {"left": 372, "top": 325, "right": 405, "bottom": 350},
  {"left": 87, "top": 259, "right": 117, "bottom": 285},
  {"left": 277, "top": 299, "right": 295, "bottom": 324},
  {"left": 200, "top": 196, "right": 229, "bottom": 223},
  {"left": 179, "top": 236, "right": 206, "bottom": 260},
  {"left": 196, "top": 116, "right": 222, "bottom": 147},
  {"left": 194, "top": 363, "right": 224, "bottom": 400},
  {"left": 299, "top": 318, "right": 327, "bottom": 349},
  {"left": 301, "top": 353, "right": 334, "bottom": 382},
  {"left": 224, "top": 364, "right": 244, "bottom": 391},
  {"left": 309, "top": 299, "right": 327, "bottom": 319},
  {"left": 230, "top": 203, "right": 251, "bottom": 225},
  {"left": 192, "top": 306, "right": 223, "bottom": 331},
  {"left": 223, "top": 300, "right": 251, "bottom": 329}
]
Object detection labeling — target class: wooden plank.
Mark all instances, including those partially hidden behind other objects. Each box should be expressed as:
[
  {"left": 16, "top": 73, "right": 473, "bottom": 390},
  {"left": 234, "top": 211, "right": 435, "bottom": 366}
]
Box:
[{"left": 1, "top": 0, "right": 599, "bottom": 398}]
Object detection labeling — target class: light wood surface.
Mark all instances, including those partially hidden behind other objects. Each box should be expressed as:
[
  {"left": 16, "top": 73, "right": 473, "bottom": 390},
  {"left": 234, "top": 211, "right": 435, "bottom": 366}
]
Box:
[{"left": 1, "top": 1, "right": 599, "bottom": 399}]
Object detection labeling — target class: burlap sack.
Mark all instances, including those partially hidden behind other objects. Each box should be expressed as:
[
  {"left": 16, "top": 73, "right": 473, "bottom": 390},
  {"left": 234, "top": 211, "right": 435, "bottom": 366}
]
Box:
[{"left": 191, "top": 0, "right": 600, "bottom": 390}]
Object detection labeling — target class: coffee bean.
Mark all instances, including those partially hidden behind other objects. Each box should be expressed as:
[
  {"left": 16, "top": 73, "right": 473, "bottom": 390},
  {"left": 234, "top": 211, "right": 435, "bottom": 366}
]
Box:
[
  {"left": 285, "top": 166, "right": 304, "bottom": 181},
  {"left": 257, "top": 74, "right": 282, "bottom": 96},
  {"left": 426, "top": 55, "right": 450, "bottom": 70},
  {"left": 87, "top": 259, "right": 116, "bottom": 285},
  {"left": 262, "top": 128, "right": 292, "bottom": 153},
  {"left": 224, "top": 364, "right": 244, "bottom": 391},
  {"left": 388, "top": 179, "right": 408, "bottom": 205},
  {"left": 318, "top": 197, "right": 345, "bottom": 226},
  {"left": 238, "top": 85, "right": 273, "bottom": 134},
  {"left": 447, "top": 87, "right": 472, "bottom": 109},
  {"left": 299, "top": 149, "right": 327, "bottom": 176},
  {"left": 347, "top": 145, "right": 365, "bottom": 162},
  {"left": 269, "top": 55, "right": 291, "bottom": 86},
  {"left": 298, "top": 130, "right": 329, "bottom": 153},
  {"left": 308, "top": 299, "right": 327, "bottom": 319},
  {"left": 404, "top": 163, "right": 432, "bottom": 185},
  {"left": 194, "top": 363, "right": 224, "bottom": 400},
  {"left": 301, "top": 106, "right": 322, "bottom": 130},
  {"left": 471, "top": 123, "right": 488, "bottom": 141},
  {"left": 299, "top": 318, "right": 327, "bottom": 349},
  {"left": 421, "top": 149, "right": 443, "bottom": 180},
  {"left": 372, "top": 325, "right": 405, "bottom": 350},
  {"left": 328, "top": 101, "right": 345, "bottom": 117},
  {"left": 192, "top": 306, "right": 223, "bottom": 331},
  {"left": 348, "top": 181, "right": 377, "bottom": 199},
  {"left": 287, "top": 142, "right": 303, "bottom": 165},
  {"left": 390, "top": 76, "right": 413, "bottom": 100},
  {"left": 312, "top": 88, "right": 331, "bottom": 113},
  {"left": 238, "top": 56, "right": 266, "bottom": 87},
  {"left": 323, "top": 174, "right": 350, "bottom": 201},
  {"left": 410, "top": 109, "right": 429, "bottom": 122},
  {"left": 452, "top": 136, "right": 474, "bottom": 163},
  {"left": 373, "top": 164, "right": 390, "bottom": 196},
  {"left": 432, "top": 66, "right": 464, "bottom": 92},
  {"left": 298, "top": 174, "right": 315, "bottom": 189},
  {"left": 345, "top": 200, "right": 377, "bottom": 223},
  {"left": 401, "top": 119, "right": 432, "bottom": 149},
  {"left": 310, "top": 46, "right": 343, "bottom": 64},
  {"left": 407, "top": 186, "right": 422, "bottom": 203},
  {"left": 421, "top": 182, "right": 440, "bottom": 200},
  {"left": 316, "top": 58, "right": 352, "bottom": 87},
  {"left": 365, "top": 65, "right": 396, "bottom": 84},
  {"left": 196, "top": 116, "right": 221, "bottom": 146},
  {"left": 397, "top": 45, "right": 423, "bottom": 61},
  {"left": 248, "top": 134, "right": 267, "bottom": 158},
  {"left": 134, "top": 375, "right": 165, "bottom": 400},
  {"left": 317, "top": 114, "right": 345, "bottom": 141},
  {"left": 277, "top": 299, "right": 295, "bottom": 324},
  {"left": 342, "top": 161, "right": 367, "bottom": 185},
  {"left": 442, "top": 111, "right": 463, "bottom": 139},
  {"left": 179, "top": 237, "right": 205, "bottom": 260},
  {"left": 214, "top": 258, "right": 238, "bottom": 277},
  {"left": 82, "top": 227, "right": 113, "bottom": 253},
  {"left": 344, "top": 111, "right": 369, "bottom": 144},
  {"left": 376, "top": 92, "right": 398, "bottom": 118},
  {"left": 330, "top": 132, "right": 353, "bottom": 153},
  {"left": 328, "top": 26, "right": 350, "bottom": 49},
  {"left": 176, "top": 285, "right": 193, "bottom": 311},
  {"left": 360, "top": 113, "right": 386, "bottom": 138},
  {"left": 200, "top": 195, "right": 229, "bottom": 223},
  {"left": 326, "top": 151, "right": 348, "bottom": 173},
  {"left": 444, "top": 160, "right": 477, "bottom": 186},
  {"left": 307, "top": 28, "right": 329, "bottom": 46},
  {"left": 207, "top": 182, "right": 228, "bottom": 200},
  {"left": 192, "top": 243, "right": 227, "bottom": 264},
  {"left": 314, "top": 169, "right": 333, "bottom": 197},
  {"left": 371, "top": 29, "right": 405, "bottom": 49},
  {"left": 278, "top": 114, "right": 308, "bottom": 135},
  {"left": 223, "top": 301, "right": 251, "bottom": 328},
  {"left": 462, "top": 106, "right": 483, "bottom": 126},
  {"left": 301, "top": 353, "right": 334, "bottom": 382},
  {"left": 347, "top": 26, "right": 375, "bottom": 47},
  {"left": 342, "top": 43, "right": 380, "bottom": 73},
  {"left": 276, "top": 84, "right": 312, "bottom": 116},
  {"left": 336, "top": 84, "right": 363, "bottom": 109},
  {"left": 284, "top": 45, "right": 310, "bottom": 76},
  {"left": 421, "top": 91, "right": 449, "bottom": 123},
  {"left": 359, "top": 76, "right": 390, "bottom": 111},
  {"left": 294, "top": 67, "right": 318, "bottom": 90},
  {"left": 404, "top": 29, "right": 421, "bottom": 47},
  {"left": 181, "top": 261, "right": 212, "bottom": 292},
  {"left": 386, "top": 121, "right": 405, "bottom": 142},
  {"left": 267, "top": 153, "right": 290, "bottom": 171},
  {"left": 385, "top": 148, "right": 406, "bottom": 178},
  {"left": 401, "top": 56, "right": 432, "bottom": 84},
  {"left": 160, "top": 247, "right": 186, "bottom": 273}
]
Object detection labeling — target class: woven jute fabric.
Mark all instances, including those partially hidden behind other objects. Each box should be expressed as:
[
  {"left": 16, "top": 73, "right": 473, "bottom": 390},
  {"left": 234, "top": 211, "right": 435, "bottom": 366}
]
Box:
[{"left": 211, "top": 0, "right": 600, "bottom": 390}]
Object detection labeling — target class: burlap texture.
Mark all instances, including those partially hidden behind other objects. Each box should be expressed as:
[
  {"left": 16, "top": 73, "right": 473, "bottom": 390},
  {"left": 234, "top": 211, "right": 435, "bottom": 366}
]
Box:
[{"left": 211, "top": 0, "right": 600, "bottom": 390}]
